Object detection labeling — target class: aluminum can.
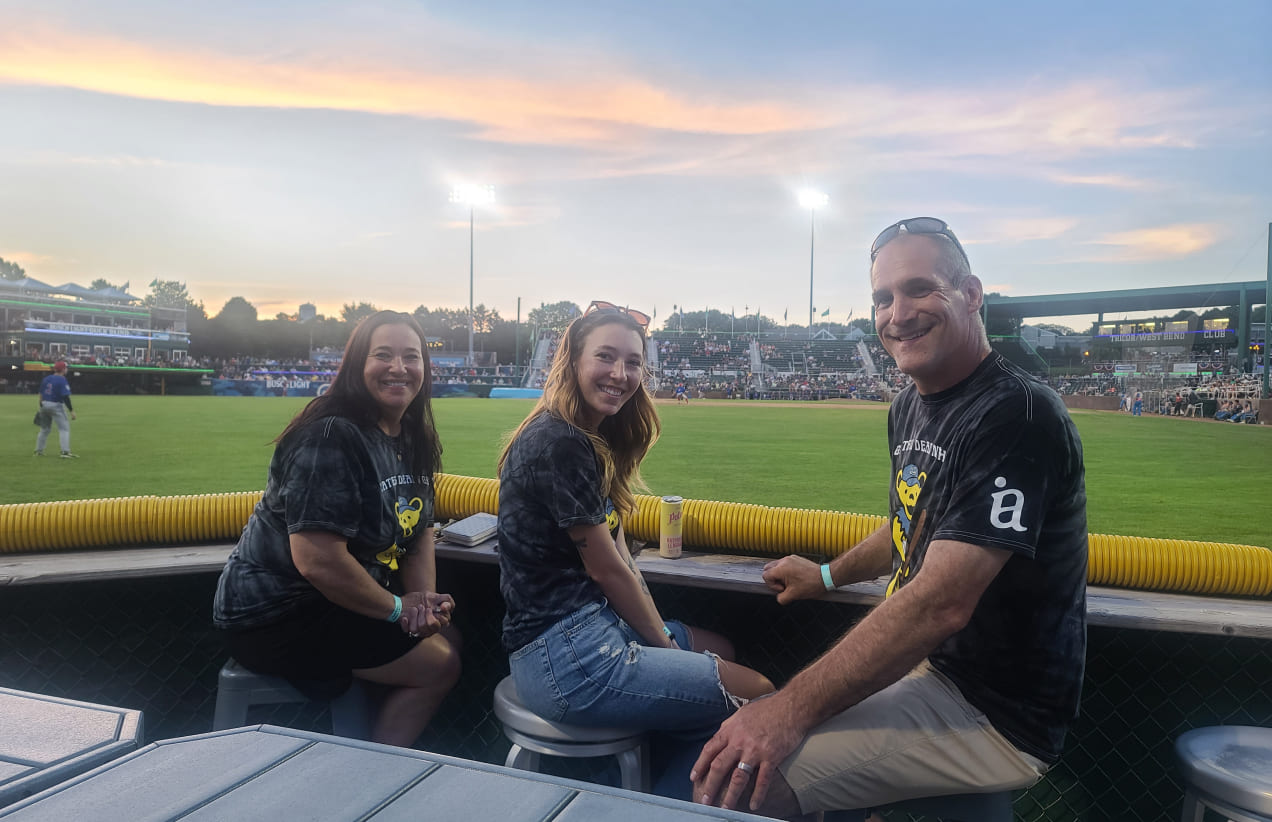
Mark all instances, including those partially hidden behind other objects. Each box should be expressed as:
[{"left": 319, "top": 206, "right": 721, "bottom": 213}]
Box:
[{"left": 659, "top": 495, "right": 684, "bottom": 559}]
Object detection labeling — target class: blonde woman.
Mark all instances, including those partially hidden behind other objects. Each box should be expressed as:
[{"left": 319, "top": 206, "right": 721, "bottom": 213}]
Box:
[{"left": 496, "top": 302, "right": 773, "bottom": 797}]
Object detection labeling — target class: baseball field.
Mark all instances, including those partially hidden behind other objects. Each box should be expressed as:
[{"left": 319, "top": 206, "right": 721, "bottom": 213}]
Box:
[{"left": 3, "top": 395, "right": 1268, "bottom": 548}]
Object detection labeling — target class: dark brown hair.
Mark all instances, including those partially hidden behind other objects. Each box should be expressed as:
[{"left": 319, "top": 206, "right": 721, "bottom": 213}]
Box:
[{"left": 279, "top": 310, "right": 442, "bottom": 476}]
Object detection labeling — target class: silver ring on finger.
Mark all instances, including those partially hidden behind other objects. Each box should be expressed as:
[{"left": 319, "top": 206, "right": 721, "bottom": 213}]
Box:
[
  {"left": 736, "top": 761, "right": 755, "bottom": 775},
  {"left": 408, "top": 632, "right": 420, "bottom": 638}
]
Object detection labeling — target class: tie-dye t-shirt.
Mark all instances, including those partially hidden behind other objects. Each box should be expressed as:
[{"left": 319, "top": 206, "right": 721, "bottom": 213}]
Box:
[
  {"left": 885, "top": 354, "right": 1087, "bottom": 764},
  {"left": 214, "top": 415, "right": 433, "bottom": 629},
  {"left": 498, "top": 413, "right": 621, "bottom": 652}
]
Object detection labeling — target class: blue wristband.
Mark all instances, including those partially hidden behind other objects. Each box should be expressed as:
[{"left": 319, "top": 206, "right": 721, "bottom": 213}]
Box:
[
  {"left": 387, "top": 594, "right": 403, "bottom": 623},
  {"left": 820, "top": 563, "right": 835, "bottom": 591}
]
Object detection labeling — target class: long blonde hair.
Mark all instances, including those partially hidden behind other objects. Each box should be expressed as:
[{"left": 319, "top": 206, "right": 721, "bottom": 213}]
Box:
[{"left": 499, "top": 311, "right": 660, "bottom": 517}]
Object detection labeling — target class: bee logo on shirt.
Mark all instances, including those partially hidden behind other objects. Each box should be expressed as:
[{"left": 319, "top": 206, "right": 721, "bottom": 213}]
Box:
[
  {"left": 604, "top": 499, "right": 620, "bottom": 537},
  {"left": 396, "top": 496, "right": 425, "bottom": 537}
]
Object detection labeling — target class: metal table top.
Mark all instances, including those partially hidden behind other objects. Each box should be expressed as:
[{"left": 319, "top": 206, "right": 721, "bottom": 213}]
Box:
[
  {"left": 0, "top": 688, "right": 143, "bottom": 809},
  {"left": 0, "top": 725, "right": 777, "bottom": 822}
]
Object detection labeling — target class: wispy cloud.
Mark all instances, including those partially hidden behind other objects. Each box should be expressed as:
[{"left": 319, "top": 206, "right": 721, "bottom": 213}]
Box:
[
  {"left": 0, "top": 23, "right": 828, "bottom": 147},
  {"left": 1046, "top": 172, "right": 1156, "bottom": 190},
  {"left": 1, "top": 250, "right": 58, "bottom": 267},
  {"left": 0, "top": 19, "right": 1231, "bottom": 176},
  {"left": 976, "top": 217, "right": 1080, "bottom": 245},
  {"left": 1086, "top": 223, "right": 1222, "bottom": 261}
]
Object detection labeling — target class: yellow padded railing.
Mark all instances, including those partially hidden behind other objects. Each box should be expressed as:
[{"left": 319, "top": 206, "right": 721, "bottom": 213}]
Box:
[{"left": 2, "top": 474, "right": 1269, "bottom": 597}]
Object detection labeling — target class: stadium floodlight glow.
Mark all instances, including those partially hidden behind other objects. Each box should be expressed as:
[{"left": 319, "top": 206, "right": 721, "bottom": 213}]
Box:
[
  {"left": 450, "top": 184, "right": 495, "bottom": 208},
  {"left": 450, "top": 184, "right": 495, "bottom": 368},
  {"left": 798, "top": 189, "right": 828, "bottom": 210},
  {"left": 798, "top": 189, "right": 828, "bottom": 339}
]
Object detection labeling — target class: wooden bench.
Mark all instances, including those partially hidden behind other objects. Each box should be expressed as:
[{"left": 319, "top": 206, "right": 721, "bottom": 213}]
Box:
[{"left": 3, "top": 541, "right": 1270, "bottom": 639}]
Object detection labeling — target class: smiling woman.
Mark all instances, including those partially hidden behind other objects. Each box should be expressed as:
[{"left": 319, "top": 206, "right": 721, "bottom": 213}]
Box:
[
  {"left": 212, "top": 310, "right": 460, "bottom": 749},
  {"left": 493, "top": 305, "right": 774, "bottom": 800}
]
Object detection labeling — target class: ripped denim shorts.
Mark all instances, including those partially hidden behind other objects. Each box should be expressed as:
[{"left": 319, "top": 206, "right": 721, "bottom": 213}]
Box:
[{"left": 508, "top": 599, "right": 738, "bottom": 732}]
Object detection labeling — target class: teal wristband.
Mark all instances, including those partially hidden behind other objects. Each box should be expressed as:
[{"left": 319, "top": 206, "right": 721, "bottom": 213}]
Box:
[
  {"left": 387, "top": 594, "right": 403, "bottom": 623},
  {"left": 662, "top": 624, "right": 674, "bottom": 638},
  {"left": 820, "top": 563, "right": 835, "bottom": 591}
]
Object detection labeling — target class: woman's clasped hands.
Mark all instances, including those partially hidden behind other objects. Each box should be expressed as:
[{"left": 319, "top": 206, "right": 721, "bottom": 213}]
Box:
[{"left": 399, "top": 591, "right": 455, "bottom": 638}]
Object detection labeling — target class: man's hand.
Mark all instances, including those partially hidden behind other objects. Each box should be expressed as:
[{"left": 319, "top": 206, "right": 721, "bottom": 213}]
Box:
[
  {"left": 763, "top": 555, "right": 827, "bottom": 605},
  {"left": 690, "top": 692, "right": 808, "bottom": 812}
]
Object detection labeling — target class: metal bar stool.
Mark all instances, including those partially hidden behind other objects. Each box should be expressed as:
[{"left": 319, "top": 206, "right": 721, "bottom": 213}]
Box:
[
  {"left": 823, "top": 790, "right": 1013, "bottom": 822},
  {"left": 1176, "top": 726, "right": 1272, "bottom": 822},
  {"left": 212, "top": 658, "right": 374, "bottom": 740},
  {"left": 492, "top": 676, "right": 649, "bottom": 792}
]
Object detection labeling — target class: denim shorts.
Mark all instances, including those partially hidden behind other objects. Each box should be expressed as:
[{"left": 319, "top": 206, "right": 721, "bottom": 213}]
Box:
[{"left": 509, "top": 600, "right": 738, "bottom": 732}]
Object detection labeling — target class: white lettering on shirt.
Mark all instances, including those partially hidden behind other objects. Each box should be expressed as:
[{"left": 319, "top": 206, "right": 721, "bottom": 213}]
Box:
[{"left": 892, "top": 438, "right": 947, "bottom": 462}]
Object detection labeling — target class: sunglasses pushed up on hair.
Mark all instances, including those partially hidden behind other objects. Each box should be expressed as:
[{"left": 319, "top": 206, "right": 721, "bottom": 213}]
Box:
[
  {"left": 870, "top": 217, "right": 970, "bottom": 269},
  {"left": 584, "top": 300, "right": 651, "bottom": 330}
]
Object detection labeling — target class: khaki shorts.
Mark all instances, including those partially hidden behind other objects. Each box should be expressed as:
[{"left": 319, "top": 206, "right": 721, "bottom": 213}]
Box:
[{"left": 779, "top": 661, "right": 1047, "bottom": 814}]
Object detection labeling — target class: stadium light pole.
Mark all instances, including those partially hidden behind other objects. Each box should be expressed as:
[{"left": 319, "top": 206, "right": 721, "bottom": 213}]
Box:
[
  {"left": 1265, "top": 220, "right": 1271, "bottom": 398},
  {"left": 450, "top": 184, "right": 495, "bottom": 368},
  {"left": 798, "top": 189, "right": 828, "bottom": 341}
]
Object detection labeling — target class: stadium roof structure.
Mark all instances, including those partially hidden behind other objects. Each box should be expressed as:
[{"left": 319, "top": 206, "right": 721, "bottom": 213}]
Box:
[
  {"left": 984, "top": 279, "right": 1270, "bottom": 396},
  {"left": 983, "top": 280, "right": 1267, "bottom": 321}
]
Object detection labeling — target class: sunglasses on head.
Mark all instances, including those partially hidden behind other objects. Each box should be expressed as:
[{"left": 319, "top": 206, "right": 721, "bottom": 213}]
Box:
[
  {"left": 870, "top": 217, "right": 970, "bottom": 269},
  {"left": 584, "top": 300, "right": 651, "bottom": 330}
]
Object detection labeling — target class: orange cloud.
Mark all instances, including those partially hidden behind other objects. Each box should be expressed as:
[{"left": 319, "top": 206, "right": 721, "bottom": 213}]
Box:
[
  {"left": 0, "top": 24, "right": 828, "bottom": 146},
  {"left": 1, "top": 250, "right": 58, "bottom": 267},
  {"left": 1087, "top": 224, "right": 1221, "bottom": 261}
]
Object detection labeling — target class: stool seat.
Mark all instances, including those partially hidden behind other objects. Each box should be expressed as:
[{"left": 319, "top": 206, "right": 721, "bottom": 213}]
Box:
[
  {"left": 493, "top": 677, "right": 643, "bottom": 743},
  {"left": 1176, "top": 726, "right": 1272, "bottom": 822},
  {"left": 492, "top": 676, "right": 648, "bottom": 792},
  {"left": 823, "top": 790, "right": 1013, "bottom": 822},
  {"left": 213, "top": 659, "right": 374, "bottom": 740}
]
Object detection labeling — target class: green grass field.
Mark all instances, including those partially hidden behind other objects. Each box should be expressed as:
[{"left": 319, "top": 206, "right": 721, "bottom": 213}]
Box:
[{"left": 3, "top": 395, "right": 1268, "bottom": 547}]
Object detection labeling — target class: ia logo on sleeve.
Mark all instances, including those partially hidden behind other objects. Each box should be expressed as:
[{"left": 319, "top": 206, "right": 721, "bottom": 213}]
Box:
[{"left": 989, "top": 477, "right": 1027, "bottom": 532}]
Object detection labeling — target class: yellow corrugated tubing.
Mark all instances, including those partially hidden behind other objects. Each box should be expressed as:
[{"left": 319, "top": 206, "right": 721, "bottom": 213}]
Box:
[{"left": 2, "top": 474, "right": 1269, "bottom": 597}]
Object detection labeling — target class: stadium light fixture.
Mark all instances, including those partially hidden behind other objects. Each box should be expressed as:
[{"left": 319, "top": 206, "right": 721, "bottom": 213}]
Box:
[
  {"left": 798, "top": 189, "right": 828, "bottom": 340},
  {"left": 450, "top": 184, "right": 495, "bottom": 368}
]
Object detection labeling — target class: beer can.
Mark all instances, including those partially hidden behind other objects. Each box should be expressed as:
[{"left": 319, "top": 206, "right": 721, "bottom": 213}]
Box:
[{"left": 659, "top": 495, "right": 684, "bottom": 559}]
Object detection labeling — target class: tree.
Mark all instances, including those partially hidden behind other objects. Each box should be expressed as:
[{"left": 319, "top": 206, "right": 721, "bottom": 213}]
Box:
[
  {"left": 527, "top": 301, "right": 582, "bottom": 331},
  {"left": 341, "top": 302, "right": 379, "bottom": 326},
  {"left": 1032, "top": 322, "right": 1080, "bottom": 337},
  {"left": 848, "top": 317, "right": 874, "bottom": 334},
  {"left": 0, "top": 256, "right": 26, "bottom": 281},
  {"left": 144, "top": 280, "right": 195, "bottom": 309},
  {"left": 216, "top": 296, "right": 258, "bottom": 325},
  {"left": 90, "top": 278, "right": 121, "bottom": 291}
]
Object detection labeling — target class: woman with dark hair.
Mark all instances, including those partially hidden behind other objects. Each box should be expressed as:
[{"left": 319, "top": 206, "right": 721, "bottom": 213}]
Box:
[
  {"left": 214, "top": 310, "right": 460, "bottom": 747},
  {"left": 497, "top": 302, "right": 773, "bottom": 795}
]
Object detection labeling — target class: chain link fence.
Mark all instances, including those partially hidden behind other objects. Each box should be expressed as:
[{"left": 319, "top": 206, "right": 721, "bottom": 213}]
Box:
[{"left": 2, "top": 559, "right": 1269, "bottom": 821}]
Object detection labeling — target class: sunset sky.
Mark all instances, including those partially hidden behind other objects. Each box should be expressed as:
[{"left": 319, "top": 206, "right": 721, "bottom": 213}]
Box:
[{"left": 1, "top": 0, "right": 1268, "bottom": 329}]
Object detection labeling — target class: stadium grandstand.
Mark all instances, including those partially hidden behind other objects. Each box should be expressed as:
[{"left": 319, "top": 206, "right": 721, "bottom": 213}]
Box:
[
  {"left": 1, "top": 277, "right": 211, "bottom": 394},
  {"left": 6, "top": 275, "right": 1264, "bottom": 409}
]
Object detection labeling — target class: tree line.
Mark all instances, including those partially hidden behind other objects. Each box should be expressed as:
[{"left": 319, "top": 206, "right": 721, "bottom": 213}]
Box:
[{"left": 3, "top": 258, "right": 1263, "bottom": 364}]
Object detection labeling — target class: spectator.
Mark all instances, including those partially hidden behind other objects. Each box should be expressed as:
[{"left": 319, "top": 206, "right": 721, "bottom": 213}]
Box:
[
  {"left": 497, "top": 303, "right": 773, "bottom": 799},
  {"left": 693, "top": 217, "right": 1086, "bottom": 817},
  {"left": 213, "top": 311, "right": 460, "bottom": 748}
]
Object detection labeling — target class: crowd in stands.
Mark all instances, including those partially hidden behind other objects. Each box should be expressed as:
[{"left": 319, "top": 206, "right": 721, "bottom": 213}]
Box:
[
  {"left": 24, "top": 351, "right": 204, "bottom": 370},
  {"left": 26, "top": 331, "right": 1263, "bottom": 409}
]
